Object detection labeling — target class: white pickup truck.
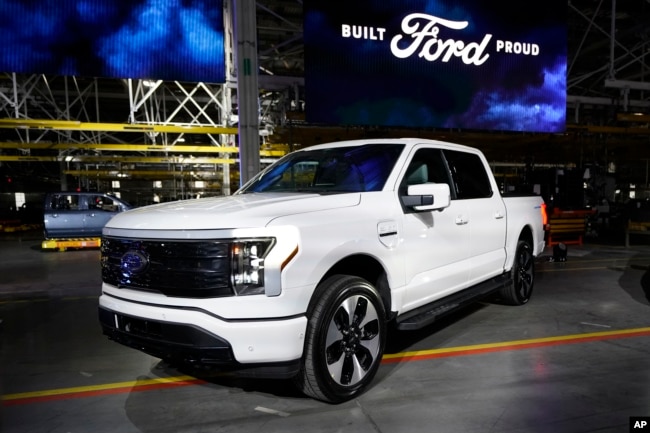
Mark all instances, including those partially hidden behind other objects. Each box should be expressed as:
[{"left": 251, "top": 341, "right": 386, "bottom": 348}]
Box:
[{"left": 98, "top": 138, "right": 546, "bottom": 403}]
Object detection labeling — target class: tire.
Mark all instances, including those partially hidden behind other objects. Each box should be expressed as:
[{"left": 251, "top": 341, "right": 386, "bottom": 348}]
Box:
[
  {"left": 499, "top": 239, "right": 535, "bottom": 305},
  {"left": 295, "top": 275, "right": 386, "bottom": 403}
]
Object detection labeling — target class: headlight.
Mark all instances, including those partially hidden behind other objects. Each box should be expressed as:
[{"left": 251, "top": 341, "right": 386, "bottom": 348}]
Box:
[{"left": 231, "top": 238, "right": 275, "bottom": 295}]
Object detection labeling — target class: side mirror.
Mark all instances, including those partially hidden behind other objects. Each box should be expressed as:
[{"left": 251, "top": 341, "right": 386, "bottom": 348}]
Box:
[{"left": 404, "top": 183, "right": 451, "bottom": 211}]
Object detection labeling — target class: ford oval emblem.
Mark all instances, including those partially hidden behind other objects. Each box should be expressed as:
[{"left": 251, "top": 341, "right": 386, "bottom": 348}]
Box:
[{"left": 120, "top": 250, "right": 149, "bottom": 275}]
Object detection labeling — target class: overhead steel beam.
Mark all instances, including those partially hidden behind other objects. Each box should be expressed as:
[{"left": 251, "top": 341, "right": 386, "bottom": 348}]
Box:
[
  {"left": 0, "top": 118, "right": 238, "bottom": 134},
  {"left": 0, "top": 155, "right": 58, "bottom": 162},
  {"left": 0, "top": 155, "right": 237, "bottom": 164},
  {"left": 0, "top": 142, "right": 238, "bottom": 153},
  {"left": 567, "top": 95, "right": 650, "bottom": 108},
  {"left": 604, "top": 79, "right": 650, "bottom": 91},
  {"left": 0, "top": 142, "right": 287, "bottom": 156},
  {"left": 62, "top": 169, "right": 227, "bottom": 180},
  {"left": 566, "top": 124, "right": 650, "bottom": 134},
  {"left": 617, "top": 113, "right": 650, "bottom": 122}
]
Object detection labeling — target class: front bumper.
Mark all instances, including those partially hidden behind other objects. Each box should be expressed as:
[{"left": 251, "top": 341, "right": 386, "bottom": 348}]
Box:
[{"left": 98, "top": 293, "right": 308, "bottom": 379}]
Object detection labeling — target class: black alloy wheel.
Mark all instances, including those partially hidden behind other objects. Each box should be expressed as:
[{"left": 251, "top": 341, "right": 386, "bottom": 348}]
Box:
[{"left": 295, "top": 274, "right": 386, "bottom": 403}]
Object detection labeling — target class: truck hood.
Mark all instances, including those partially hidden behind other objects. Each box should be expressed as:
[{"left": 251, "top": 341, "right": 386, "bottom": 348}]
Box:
[{"left": 105, "top": 192, "right": 361, "bottom": 230}]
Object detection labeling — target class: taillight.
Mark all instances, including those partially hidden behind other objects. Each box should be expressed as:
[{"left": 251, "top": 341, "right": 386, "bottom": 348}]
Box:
[{"left": 541, "top": 202, "right": 548, "bottom": 227}]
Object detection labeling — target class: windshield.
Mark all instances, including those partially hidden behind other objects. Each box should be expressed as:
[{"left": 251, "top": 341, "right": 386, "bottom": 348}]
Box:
[{"left": 238, "top": 143, "right": 405, "bottom": 194}]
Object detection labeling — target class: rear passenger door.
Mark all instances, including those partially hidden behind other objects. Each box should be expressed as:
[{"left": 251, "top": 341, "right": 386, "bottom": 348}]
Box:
[{"left": 443, "top": 149, "right": 507, "bottom": 285}]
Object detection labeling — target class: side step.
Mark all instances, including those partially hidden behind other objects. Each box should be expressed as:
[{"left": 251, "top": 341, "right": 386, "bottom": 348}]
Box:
[{"left": 395, "top": 274, "right": 511, "bottom": 331}]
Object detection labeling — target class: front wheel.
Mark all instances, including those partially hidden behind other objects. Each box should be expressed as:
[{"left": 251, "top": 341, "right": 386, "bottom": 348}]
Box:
[
  {"left": 295, "top": 275, "right": 386, "bottom": 403},
  {"left": 499, "top": 239, "right": 535, "bottom": 305}
]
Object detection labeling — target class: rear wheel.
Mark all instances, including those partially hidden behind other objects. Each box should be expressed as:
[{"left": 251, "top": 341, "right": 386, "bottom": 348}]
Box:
[
  {"left": 295, "top": 275, "right": 386, "bottom": 403},
  {"left": 499, "top": 239, "right": 535, "bottom": 305}
]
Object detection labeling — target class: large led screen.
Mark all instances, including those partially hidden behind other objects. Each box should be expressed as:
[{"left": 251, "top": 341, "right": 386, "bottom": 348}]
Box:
[
  {"left": 0, "top": 0, "right": 225, "bottom": 83},
  {"left": 304, "top": 1, "right": 567, "bottom": 133}
]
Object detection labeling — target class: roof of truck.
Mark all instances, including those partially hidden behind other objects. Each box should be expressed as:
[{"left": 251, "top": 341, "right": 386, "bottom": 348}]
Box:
[{"left": 301, "top": 137, "right": 478, "bottom": 153}]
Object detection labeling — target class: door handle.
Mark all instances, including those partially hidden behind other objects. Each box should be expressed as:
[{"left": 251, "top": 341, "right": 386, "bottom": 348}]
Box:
[
  {"left": 455, "top": 216, "right": 469, "bottom": 225},
  {"left": 494, "top": 211, "right": 505, "bottom": 219}
]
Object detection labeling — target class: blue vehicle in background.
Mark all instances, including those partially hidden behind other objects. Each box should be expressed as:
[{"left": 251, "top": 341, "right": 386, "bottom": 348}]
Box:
[{"left": 43, "top": 192, "right": 131, "bottom": 239}]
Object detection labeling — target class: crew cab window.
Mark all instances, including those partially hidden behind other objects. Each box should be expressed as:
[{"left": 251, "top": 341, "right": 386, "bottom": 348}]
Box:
[{"left": 443, "top": 150, "right": 493, "bottom": 199}]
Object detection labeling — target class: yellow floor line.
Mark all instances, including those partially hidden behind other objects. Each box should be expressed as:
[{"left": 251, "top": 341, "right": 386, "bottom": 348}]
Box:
[
  {"left": 3, "top": 327, "right": 650, "bottom": 404},
  {"left": 2, "top": 375, "right": 197, "bottom": 402}
]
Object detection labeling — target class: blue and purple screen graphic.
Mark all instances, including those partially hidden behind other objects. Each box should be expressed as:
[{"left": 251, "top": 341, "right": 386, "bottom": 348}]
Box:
[
  {"left": 304, "top": 1, "right": 567, "bottom": 133},
  {"left": 0, "top": 0, "right": 225, "bottom": 83}
]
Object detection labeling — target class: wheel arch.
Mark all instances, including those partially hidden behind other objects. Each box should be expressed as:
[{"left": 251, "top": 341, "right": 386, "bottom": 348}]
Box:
[
  {"left": 505, "top": 224, "right": 535, "bottom": 271},
  {"left": 518, "top": 224, "right": 534, "bottom": 248},
  {"left": 312, "top": 254, "right": 392, "bottom": 319}
]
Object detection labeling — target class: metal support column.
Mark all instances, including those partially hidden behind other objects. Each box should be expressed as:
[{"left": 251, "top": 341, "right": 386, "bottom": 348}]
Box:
[{"left": 234, "top": 0, "right": 260, "bottom": 187}]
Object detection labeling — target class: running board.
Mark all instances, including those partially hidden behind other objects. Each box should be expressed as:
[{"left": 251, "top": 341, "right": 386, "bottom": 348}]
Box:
[{"left": 395, "top": 274, "right": 511, "bottom": 331}]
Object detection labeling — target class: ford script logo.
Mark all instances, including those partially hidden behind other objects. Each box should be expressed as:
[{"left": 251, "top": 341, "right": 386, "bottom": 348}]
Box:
[{"left": 120, "top": 250, "right": 149, "bottom": 275}]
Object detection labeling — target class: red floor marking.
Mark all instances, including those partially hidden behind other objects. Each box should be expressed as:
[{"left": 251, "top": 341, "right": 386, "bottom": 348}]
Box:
[
  {"left": 2, "top": 378, "right": 205, "bottom": 406},
  {"left": 4, "top": 327, "right": 650, "bottom": 406},
  {"left": 381, "top": 327, "right": 650, "bottom": 364}
]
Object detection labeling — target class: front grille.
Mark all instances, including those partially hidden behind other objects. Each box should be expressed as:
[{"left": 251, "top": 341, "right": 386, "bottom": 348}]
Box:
[{"left": 101, "top": 236, "right": 233, "bottom": 298}]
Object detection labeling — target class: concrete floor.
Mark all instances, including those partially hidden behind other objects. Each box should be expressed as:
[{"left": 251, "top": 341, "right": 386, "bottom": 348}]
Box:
[{"left": 1, "top": 231, "right": 650, "bottom": 433}]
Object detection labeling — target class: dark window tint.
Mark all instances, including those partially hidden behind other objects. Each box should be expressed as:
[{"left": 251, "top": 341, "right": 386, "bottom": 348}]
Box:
[
  {"left": 443, "top": 150, "right": 492, "bottom": 199},
  {"left": 239, "top": 143, "right": 405, "bottom": 194}
]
